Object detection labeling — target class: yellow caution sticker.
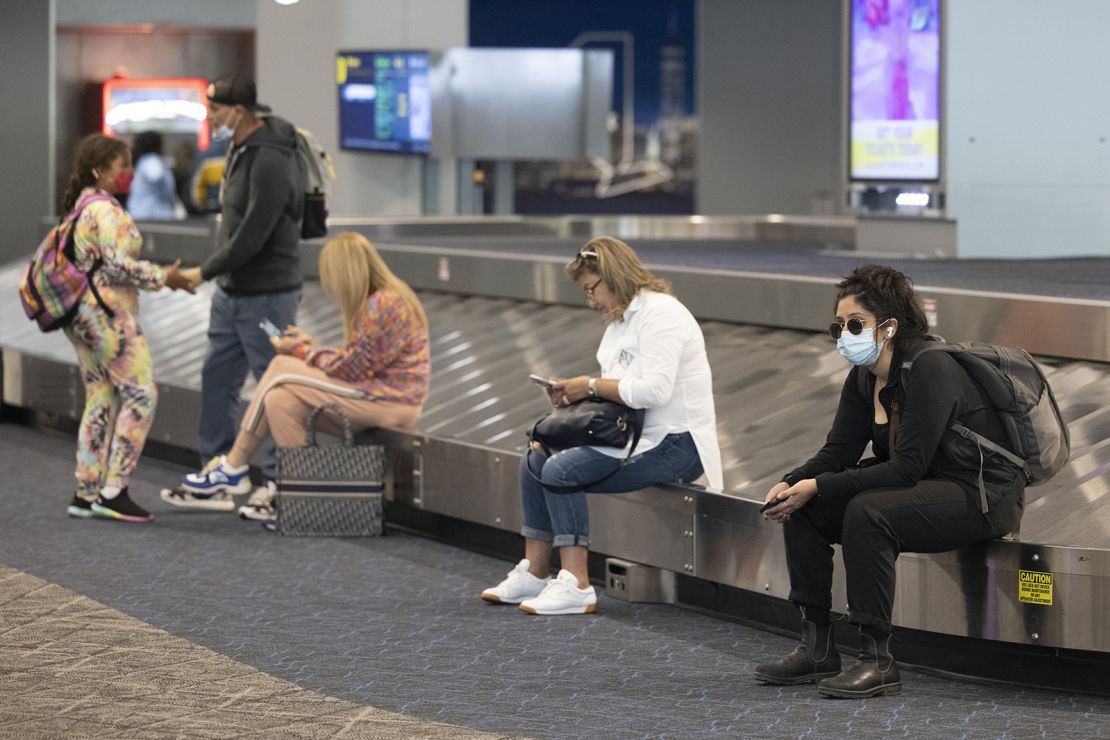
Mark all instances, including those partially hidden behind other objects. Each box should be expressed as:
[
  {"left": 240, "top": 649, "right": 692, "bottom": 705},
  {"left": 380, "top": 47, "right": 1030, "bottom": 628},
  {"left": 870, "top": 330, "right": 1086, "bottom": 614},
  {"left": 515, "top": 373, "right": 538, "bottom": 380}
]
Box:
[{"left": 1018, "top": 569, "right": 1053, "bottom": 606}]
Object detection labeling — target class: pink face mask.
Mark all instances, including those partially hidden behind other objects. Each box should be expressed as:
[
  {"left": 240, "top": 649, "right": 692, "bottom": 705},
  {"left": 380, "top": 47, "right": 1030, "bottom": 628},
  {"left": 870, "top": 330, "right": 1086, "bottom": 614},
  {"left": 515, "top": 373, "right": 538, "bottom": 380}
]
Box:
[{"left": 113, "top": 170, "right": 134, "bottom": 195}]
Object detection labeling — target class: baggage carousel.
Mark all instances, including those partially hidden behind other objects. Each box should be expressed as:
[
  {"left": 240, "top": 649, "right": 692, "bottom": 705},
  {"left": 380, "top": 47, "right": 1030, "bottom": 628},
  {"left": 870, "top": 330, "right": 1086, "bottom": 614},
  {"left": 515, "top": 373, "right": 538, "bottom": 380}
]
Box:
[{"left": 4, "top": 215, "right": 1110, "bottom": 689}]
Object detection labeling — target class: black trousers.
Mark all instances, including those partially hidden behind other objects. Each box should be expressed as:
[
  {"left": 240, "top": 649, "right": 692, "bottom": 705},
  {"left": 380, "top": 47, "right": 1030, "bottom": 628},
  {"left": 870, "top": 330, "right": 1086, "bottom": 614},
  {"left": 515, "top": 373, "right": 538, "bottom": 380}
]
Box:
[{"left": 784, "top": 479, "right": 998, "bottom": 633}]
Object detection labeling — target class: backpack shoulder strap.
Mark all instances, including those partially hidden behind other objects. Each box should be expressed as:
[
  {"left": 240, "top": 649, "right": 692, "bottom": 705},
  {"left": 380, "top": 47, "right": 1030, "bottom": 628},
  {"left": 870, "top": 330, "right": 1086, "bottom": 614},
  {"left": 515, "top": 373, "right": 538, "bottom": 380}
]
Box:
[
  {"left": 62, "top": 193, "right": 116, "bottom": 319},
  {"left": 897, "top": 335, "right": 948, "bottom": 382},
  {"left": 65, "top": 192, "right": 113, "bottom": 224},
  {"left": 60, "top": 193, "right": 113, "bottom": 257}
]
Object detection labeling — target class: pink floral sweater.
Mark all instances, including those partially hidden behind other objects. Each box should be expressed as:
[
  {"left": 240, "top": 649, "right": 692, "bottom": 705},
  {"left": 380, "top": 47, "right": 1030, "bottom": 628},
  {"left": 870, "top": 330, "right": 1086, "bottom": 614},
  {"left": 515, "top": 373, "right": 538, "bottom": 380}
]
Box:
[{"left": 291, "top": 289, "right": 430, "bottom": 405}]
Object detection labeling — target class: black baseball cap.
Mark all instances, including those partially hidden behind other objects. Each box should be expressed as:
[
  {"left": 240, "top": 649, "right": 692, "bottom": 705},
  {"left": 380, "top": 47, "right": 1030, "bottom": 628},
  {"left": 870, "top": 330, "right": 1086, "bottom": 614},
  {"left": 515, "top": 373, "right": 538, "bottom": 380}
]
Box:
[{"left": 207, "top": 73, "right": 272, "bottom": 113}]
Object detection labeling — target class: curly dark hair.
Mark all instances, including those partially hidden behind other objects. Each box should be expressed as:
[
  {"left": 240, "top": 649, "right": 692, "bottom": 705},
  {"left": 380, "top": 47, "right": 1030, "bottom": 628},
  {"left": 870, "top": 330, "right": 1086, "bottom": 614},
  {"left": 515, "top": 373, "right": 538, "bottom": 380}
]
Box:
[
  {"left": 835, "top": 264, "right": 929, "bottom": 353},
  {"left": 61, "top": 134, "right": 129, "bottom": 213}
]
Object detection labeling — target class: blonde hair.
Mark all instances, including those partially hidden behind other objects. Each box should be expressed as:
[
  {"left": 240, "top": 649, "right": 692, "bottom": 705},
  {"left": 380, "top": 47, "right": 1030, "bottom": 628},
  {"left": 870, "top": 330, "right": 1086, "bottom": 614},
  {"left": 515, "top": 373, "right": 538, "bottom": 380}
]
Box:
[
  {"left": 318, "top": 232, "right": 427, "bottom": 339},
  {"left": 565, "top": 236, "right": 671, "bottom": 322}
]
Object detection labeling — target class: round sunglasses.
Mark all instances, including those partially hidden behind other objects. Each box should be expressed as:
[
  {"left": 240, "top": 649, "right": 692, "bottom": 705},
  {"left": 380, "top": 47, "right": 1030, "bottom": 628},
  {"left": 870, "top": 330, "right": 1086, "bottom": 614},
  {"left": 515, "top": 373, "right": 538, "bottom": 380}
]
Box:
[{"left": 827, "top": 318, "right": 887, "bottom": 340}]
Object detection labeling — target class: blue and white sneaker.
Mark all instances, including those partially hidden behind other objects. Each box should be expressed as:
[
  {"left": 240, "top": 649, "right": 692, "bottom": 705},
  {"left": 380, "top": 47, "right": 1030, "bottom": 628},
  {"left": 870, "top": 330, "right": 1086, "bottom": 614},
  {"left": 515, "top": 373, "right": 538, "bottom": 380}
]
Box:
[{"left": 178, "top": 455, "right": 252, "bottom": 496}]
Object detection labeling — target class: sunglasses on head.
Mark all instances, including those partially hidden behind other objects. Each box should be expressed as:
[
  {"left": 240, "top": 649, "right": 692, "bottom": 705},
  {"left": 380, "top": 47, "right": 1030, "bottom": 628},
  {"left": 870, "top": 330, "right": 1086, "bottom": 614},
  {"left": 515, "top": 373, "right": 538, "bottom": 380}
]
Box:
[{"left": 828, "top": 317, "right": 887, "bottom": 340}]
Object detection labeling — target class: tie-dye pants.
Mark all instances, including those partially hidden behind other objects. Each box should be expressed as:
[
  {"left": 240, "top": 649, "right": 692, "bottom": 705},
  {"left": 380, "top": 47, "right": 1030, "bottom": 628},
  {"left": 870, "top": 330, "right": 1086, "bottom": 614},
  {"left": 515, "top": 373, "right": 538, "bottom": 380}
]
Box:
[{"left": 63, "top": 300, "right": 157, "bottom": 499}]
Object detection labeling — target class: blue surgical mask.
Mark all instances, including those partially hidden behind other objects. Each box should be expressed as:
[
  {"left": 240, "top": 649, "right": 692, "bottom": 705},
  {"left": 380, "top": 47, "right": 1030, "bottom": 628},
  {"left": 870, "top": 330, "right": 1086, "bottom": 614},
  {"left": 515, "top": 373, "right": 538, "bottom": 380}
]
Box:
[{"left": 837, "top": 326, "right": 886, "bottom": 366}]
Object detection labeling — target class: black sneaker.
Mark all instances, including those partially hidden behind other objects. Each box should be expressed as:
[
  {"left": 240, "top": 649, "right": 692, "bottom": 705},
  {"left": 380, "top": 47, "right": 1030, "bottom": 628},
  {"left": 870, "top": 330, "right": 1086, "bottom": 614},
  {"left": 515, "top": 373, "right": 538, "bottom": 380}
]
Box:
[
  {"left": 90, "top": 488, "right": 154, "bottom": 522},
  {"left": 67, "top": 494, "right": 96, "bottom": 519}
]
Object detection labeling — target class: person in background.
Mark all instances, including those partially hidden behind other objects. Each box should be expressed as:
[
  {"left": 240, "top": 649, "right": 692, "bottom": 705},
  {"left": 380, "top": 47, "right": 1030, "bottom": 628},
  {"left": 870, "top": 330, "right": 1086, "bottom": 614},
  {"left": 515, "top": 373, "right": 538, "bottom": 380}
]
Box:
[
  {"left": 164, "top": 232, "right": 430, "bottom": 521},
  {"left": 166, "top": 73, "right": 304, "bottom": 509},
  {"left": 171, "top": 139, "right": 200, "bottom": 215},
  {"left": 127, "top": 130, "right": 177, "bottom": 220},
  {"left": 480, "top": 237, "right": 722, "bottom": 615},
  {"left": 60, "top": 134, "right": 194, "bottom": 521},
  {"left": 189, "top": 138, "right": 229, "bottom": 214},
  {"left": 753, "top": 264, "right": 1025, "bottom": 699}
]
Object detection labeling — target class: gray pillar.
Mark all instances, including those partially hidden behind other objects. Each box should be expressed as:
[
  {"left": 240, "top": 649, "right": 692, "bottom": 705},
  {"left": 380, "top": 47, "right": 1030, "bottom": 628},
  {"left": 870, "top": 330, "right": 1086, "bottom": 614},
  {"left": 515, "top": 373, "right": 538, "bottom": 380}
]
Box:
[
  {"left": 0, "top": 1, "right": 54, "bottom": 262},
  {"left": 456, "top": 158, "right": 479, "bottom": 215}
]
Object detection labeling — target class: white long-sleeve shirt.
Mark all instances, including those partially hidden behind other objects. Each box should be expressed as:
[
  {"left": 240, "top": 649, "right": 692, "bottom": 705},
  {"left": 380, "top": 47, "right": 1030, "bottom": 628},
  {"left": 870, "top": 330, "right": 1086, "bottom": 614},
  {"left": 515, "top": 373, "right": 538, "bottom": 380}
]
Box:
[{"left": 592, "top": 290, "right": 723, "bottom": 490}]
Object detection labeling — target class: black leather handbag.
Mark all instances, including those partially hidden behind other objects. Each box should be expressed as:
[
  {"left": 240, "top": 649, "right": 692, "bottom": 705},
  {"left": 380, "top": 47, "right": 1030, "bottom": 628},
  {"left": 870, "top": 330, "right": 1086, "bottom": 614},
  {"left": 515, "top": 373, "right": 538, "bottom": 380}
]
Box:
[{"left": 526, "top": 398, "right": 645, "bottom": 492}]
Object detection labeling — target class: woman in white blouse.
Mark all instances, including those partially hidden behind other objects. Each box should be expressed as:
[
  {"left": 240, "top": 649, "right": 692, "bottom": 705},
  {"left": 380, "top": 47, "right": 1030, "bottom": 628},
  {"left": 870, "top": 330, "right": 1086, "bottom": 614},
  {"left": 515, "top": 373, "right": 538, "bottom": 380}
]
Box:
[{"left": 480, "top": 237, "right": 723, "bottom": 615}]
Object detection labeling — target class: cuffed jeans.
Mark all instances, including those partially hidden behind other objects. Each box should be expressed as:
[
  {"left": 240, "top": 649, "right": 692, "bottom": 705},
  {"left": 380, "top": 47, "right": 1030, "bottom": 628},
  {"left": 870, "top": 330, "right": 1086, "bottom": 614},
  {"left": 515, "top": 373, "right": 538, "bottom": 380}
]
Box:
[
  {"left": 198, "top": 286, "right": 300, "bottom": 481},
  {"left": 784, "top": 479, "right": 1002, "bottom": 633},
  {"left": 521, "top": 432, "right": 703, "bottom": 548}
]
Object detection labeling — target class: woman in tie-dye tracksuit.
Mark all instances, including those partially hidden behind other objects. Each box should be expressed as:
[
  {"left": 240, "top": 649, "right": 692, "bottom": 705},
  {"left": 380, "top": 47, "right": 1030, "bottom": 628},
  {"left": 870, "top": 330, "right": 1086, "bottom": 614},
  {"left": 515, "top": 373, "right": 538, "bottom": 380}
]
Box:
[{"left": 60, "top": 135, "right": 192, "bottom": 522}]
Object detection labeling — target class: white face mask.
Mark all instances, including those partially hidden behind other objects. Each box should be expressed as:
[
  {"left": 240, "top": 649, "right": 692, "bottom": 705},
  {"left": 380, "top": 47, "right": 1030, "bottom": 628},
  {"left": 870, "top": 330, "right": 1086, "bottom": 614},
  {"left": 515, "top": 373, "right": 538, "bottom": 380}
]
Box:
[{"left": 212, "top": 109, "right": 240, "bottom": 142}]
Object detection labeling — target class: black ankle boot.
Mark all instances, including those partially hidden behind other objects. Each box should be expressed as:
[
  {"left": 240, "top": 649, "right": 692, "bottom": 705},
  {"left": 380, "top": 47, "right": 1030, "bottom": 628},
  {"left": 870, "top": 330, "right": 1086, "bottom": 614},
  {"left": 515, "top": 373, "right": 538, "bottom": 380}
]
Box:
[
  {"left": 817, "top": 628, "right": 901, "bottom": 698},
  {"left": 753, "top": 614, "right": 841, "bottom": 685}
]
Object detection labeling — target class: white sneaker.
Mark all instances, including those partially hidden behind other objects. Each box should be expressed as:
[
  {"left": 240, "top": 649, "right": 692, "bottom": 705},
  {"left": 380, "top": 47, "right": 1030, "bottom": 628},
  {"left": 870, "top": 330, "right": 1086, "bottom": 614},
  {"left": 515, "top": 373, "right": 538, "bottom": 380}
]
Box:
[
  {"left": 159, "top": 487, "right": 236, "bottom": 511},
  {"left": 180, "top": 455, "right": 252, "bottom": 496},
  {"left": 519, "top": 569, "right": 598, "bottom": 615},
  {"left": 238, "top": 481, "right": 277, "bottom": 521},
  {"left": 480, "top": 559, "right": 550, "bottom": 604}
]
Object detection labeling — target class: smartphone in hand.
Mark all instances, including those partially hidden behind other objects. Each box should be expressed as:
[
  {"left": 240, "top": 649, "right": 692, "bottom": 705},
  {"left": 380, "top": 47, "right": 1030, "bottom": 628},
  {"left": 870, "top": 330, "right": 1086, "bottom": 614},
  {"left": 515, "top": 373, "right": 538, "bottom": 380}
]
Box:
[
  {"left": 759, "top": 497, "right": 785, "bottom": 514},
  {"left": 528, "top": 373, "right": 555, "bottom": 388},
  {"left": 259, "top": 318, "right": 283, "bottom": 338}
]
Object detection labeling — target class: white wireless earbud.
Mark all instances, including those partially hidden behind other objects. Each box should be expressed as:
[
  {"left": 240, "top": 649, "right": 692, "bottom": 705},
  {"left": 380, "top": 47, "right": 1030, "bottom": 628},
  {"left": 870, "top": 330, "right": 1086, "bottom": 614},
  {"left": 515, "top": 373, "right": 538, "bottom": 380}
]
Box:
[
  {"left": 886, "top": 327, "right": 895, "bottom": 338},
  {"left": 92, "top": 170, "right": 99, "bottom": 179}
]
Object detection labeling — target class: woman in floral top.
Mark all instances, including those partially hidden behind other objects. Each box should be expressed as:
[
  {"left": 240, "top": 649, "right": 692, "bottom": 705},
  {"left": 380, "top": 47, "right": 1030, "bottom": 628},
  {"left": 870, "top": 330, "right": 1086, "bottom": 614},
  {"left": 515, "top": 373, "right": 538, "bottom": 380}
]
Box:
[
  {"left": 166, "top": 231, "right": 430, "bottom": 519},
  {"left": 62, "top": 134, "right": 193, "bottom": 522}
]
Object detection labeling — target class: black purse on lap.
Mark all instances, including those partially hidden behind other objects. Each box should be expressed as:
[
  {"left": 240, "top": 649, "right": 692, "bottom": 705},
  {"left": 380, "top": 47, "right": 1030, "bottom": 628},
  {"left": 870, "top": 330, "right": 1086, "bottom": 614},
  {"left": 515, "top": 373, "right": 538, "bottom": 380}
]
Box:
[{"left": 525, "top": 398, "right": 645, "bottom": 492}]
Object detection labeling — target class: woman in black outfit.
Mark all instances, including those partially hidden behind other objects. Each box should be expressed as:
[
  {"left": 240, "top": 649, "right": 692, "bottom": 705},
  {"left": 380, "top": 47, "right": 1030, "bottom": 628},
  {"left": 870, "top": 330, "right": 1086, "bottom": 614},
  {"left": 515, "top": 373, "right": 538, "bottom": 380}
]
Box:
[{"left": 754, "top": 265, "right": 1024, "bottom": 698}]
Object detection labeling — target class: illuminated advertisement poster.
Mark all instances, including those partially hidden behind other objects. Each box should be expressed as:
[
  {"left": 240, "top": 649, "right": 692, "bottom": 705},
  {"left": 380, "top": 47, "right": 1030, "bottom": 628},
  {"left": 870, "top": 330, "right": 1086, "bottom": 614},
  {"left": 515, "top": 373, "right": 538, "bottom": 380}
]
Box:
[
  {"left": 850, "top": 0, "right": 940, "bottom": 180},
  {"left": 337, "top": 51, "right": 431, "bottom": 154}
]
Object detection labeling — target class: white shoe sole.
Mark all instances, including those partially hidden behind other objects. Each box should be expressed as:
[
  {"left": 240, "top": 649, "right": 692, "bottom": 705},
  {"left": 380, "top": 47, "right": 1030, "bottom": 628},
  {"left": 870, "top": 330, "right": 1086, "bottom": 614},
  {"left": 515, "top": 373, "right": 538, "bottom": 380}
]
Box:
[
  {"left": 159, "top": 488, "right": 236, "bottom": 511},
  {"left": 519, "top": 601, "right": 598, "bottom": 615},
  {"left": 238, "top": 506, "right": 273, "bottom": 521},
  {"left": 179, "top": 478, "right": 252, "bottom": 496},
  {"left": 481, "top": 592, "right": 528, "bottom": 605}
]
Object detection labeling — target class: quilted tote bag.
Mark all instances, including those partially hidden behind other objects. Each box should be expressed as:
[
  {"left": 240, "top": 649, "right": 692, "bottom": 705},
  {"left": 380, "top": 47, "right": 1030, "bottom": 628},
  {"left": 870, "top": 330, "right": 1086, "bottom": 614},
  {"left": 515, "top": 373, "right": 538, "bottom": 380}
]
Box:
[{"left": 276, "top": 403, "right": 385, "bottom": 536}]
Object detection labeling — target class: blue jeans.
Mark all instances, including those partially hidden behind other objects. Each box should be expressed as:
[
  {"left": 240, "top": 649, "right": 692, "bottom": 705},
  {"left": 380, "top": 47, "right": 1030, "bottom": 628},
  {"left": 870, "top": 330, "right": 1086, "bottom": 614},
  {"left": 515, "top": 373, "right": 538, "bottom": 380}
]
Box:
[
  {"left": 521, "top": 432, "right": 703, "bottom": 548},
  {"left": 198, "top": 286, "right": 300, "bottom": 480}
]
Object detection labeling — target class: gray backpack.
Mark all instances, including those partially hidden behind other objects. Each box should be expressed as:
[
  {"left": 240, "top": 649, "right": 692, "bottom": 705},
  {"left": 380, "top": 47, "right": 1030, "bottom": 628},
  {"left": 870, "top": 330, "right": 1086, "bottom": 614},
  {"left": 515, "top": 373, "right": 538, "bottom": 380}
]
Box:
[
  {"left": 903, "top": 340, "right": 1070, "bottom": 500},
  {"left": 294, "top": 126, "right": 335, "bottom": 239}
]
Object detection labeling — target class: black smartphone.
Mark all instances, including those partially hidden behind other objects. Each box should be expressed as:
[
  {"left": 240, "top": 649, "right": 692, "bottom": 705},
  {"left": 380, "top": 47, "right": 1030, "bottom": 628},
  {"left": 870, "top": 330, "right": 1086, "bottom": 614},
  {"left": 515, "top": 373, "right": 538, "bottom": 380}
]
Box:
[{"left": 759, "top": 497, "right": 785, "bottom": 514}]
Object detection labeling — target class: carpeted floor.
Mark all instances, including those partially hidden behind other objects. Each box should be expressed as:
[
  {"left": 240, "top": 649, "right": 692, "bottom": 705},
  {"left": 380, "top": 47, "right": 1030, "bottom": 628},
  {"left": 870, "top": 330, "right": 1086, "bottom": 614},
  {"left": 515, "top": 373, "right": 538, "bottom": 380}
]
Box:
[{"left": 3, "top": 421, "right": 1110, "bottom": 738}]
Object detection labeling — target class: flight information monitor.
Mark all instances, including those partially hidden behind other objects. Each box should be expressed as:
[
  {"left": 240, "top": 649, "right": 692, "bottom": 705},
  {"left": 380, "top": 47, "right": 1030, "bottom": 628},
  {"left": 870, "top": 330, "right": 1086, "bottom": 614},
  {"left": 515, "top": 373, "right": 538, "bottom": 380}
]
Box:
[
  {"left": 850, "top": 0, "right": 941, "bottom": 181},
  {"left": 337, "top": 51, "right": 431, "bottom": 154}
]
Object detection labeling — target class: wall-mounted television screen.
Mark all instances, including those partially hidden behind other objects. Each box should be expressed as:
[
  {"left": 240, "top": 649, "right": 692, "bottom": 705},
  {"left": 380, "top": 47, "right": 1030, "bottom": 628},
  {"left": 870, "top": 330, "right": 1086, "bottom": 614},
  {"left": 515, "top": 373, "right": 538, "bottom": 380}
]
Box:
[
  {"left": 849, "top": 0, "right": 940, "bottom": 181},
  {"left": 337, "top": 50, "right": 431, "bottom": 154},
  {"left": 102, "top": 77, "right": 210, "bottom": 150}
]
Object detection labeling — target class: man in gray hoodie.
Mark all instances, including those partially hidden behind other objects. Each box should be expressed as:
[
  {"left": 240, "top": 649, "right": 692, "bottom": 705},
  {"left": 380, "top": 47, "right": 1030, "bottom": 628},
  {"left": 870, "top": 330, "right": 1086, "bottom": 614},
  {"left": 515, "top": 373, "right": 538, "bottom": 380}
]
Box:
[{"left": 165, "top": 74, "right": 302, "bottom": 513}]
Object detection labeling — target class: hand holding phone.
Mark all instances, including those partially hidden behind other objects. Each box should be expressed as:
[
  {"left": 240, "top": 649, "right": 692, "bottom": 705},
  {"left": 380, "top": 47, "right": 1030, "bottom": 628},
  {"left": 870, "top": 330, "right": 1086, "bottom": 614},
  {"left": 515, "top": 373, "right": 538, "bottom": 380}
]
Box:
[
  {"left": 259, "top": 318, "right": 283, "bottom": 338},
  {"left": 759, "top": 497, "right": 785, "bottom": 514},
  {"left": 529, "top": 373, "right": 555, "bottom": 388}
]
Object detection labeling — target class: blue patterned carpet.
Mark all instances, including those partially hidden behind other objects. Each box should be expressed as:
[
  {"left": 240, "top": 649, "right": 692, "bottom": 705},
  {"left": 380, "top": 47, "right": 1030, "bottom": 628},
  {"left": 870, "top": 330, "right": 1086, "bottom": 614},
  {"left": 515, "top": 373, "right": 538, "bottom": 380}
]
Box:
[{"left": 3, "top": 421, "right": 1110, "bottom": 738}]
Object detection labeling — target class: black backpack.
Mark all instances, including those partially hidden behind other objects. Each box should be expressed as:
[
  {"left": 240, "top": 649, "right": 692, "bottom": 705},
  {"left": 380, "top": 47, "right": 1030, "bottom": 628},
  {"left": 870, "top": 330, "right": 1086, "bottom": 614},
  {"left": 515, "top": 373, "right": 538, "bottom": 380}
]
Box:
[{"left": 900, "top": 339, "right": 1070, "bottom": 509}]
